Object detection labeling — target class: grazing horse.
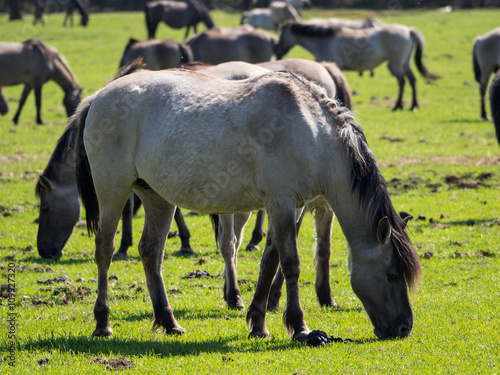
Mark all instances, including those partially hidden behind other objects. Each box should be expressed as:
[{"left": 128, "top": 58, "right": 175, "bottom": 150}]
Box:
[
  {"left": 186, "top": 25, "right": 277, "bottom": 64},
  {"left": 472, "top": 27, "right": 500, "bottom": 120},
  {"left": 489, "top": 71, "right": 500, "bottom": 146},
  {"left": 306, "top": 17, "right": 382, "bottom": 29},
  {"left": 119, "top": 38, "right": 193, "bottom": 70},
  {"left": 75, "top": 69, "right": 421, "bottom": 340},
  {"left": 35, "top": 61, "right": 193, "bottom": 259},
  {"left": 0, "top": 39, "right": 82, "bottom": 124},
  {"left": 241, "top": 3, "right": 300, "bottom": 32},
  {"left": 145, "top": 0, "right": 214, "bottom": 40},
  {"left": 63, "top": 0, "right": 90, "bottom": 27},
  {"left": 276, "top": 21, "right": 439, "bottom": 111}
]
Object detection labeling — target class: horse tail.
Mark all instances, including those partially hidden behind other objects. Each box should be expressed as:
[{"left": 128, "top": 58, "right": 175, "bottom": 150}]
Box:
[
  {"left": 209, "top": 214, "right": 220, "bottom": 246},
  {"left": 490, "top": 73, "right": 500, "bottom": 146},
  {"left": 144, "top": 3, "right": 157, "bottom": 39},
  {"left": 321, "top": 61, "right": 353, "bottom": 110},
  {"left": 409, "top": 27, "right": 440, "bottom": 80},
  {"left": 472, "top": 41, "right": 482, "bottom": 83},
  {"left": 179, "top": 43, "right": 194, "bottom": 64},
  {"left": 74, "top": 95, "right": 99, "bottom": 235}
]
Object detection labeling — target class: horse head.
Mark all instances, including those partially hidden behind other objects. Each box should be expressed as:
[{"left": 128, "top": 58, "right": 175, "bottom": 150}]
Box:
[
  {"left": 275, "top": 21, "right": 297, "bottom": 59},
  {"left": 347, "top": 215, "right": 420, "bottom": 339},
  {"left": 36, "top": 173, "right": 80, "bottom": 259},
  {"left": 63, "top": 86, "right": 82, "bottom": 117}
]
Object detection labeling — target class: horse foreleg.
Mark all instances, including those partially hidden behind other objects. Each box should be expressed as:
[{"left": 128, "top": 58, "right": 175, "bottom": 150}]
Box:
[
  {"left": 0, "top": 89, "right": 9, "bottom": 116},
  {"left": 137, "top": 192, "right": 184, "bottom": 335},
  {"left": 113, "top": 193, "right": 135, "bottom": 259},
  {"left": 245, "top": 209, "right": 266, "bottom": 251},
  {"left": 405, "top": 65, "right": 418, "bottom": 111},
  {"left": 267, "top": 208, "right": 305, "bottom": 311},
  {"left": 12, "top": 85, "right": 32, "bottom": 125},
  {"left": 34, "top": 86, "right": 43, "bottom": 124},
  {"left": 219, "top": 214, "right": 245, "bottom": 310},
  {"left": 247, "top": 226, "right": 280, "bottom": 338},
  {"left": 313, "top": 204, "right": 337, "bottom": 308},
  {"left": 173, "top": 207, "right": 193, "bottom": 254},
  {"left": 480, "top": 77, "right": 490, "bottom": 120}
]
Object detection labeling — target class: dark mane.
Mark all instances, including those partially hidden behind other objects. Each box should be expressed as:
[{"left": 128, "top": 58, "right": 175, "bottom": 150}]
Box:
[
  {"left": 189, "top": 0, "right": 214, "bottom": 28},
  {"left": 35, "top": 124, "right": 75, "bottom": 196},
  {"left": 285, "top": 21, "right": 337, "bottom": 38},
  {"left": 332, "top": 105, "right": 422, "bottom": 290}
]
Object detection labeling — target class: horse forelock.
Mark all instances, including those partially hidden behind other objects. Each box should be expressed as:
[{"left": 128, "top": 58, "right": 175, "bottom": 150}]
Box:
[{"left": 331, "top": 106, "right": 421, "bottom": 290}]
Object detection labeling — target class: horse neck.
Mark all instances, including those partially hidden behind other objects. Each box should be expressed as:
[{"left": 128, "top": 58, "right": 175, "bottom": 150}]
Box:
[
  {"left": 50, "top": 57, "right": 79, "bottom": 94},
  {"left": 43, "top": 129, "right": 77, "bottom": 187},
  {"left": 294, "top": 34, "right": 328, "bottom": 61}
]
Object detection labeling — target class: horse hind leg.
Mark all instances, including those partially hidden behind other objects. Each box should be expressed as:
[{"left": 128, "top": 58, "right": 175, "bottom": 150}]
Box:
[
  {"left": 12, "top": 85, "right": 32, "bottom": 125},
  {"left": 173, "top": 207, "right": 193, "bottom": 254},
  {"left": 479, "top": 76, "right": 491, "bottom": 120},
  {"left": 135, "top": 188, "right": 184, "bottom": 335},
  {"left": 245, "top": 209, "right": 266, "bottom": 251},
  {"left": 388, "top": 64, "right": 406, "bottom": 111},
  {"left": 92, "top": 191, "right": 132, "bottom": 337},
  {"left": 404, "top": 64, "right": 419, "bottom": 111},
  {"left": 113, "top": 193, "right": 135, "bottom": 259}
]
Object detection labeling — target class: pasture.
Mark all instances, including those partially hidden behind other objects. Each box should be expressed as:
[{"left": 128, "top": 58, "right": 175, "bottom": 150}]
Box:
[{"left": 0, "top": 7, "right": 499, "bottom": 374}]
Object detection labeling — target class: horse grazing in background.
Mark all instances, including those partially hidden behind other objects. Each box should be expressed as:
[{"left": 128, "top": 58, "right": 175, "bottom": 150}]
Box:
[
  {"left": 241, "top": 2, "right": 300, "bottom": 32},
  {"left": 35, "top": 60, "right": 193, "bottom": 260},
  {"left": 145, "top": 0, "right": 214, "bottom": 40},
  {"left": 75, "top": 69, "right": 421, "bottom": 341},
  {"left": 276, "top": 21, "right": 439, "bottom": 111},
  {"left": 0, "top": 39, "right": 81, "bottom": 124},
  {"left": 489, "top": 71, "right": 500, "bottom": 146},
  {"left": 186, "top": 25, "right": 276, "bottom": 64},
  {"left": 119, "top": 38, "right": 193, "bottom": 70},
  {"left": 63, "top": 0, "right": 90, "bottom": 27},
  {"left": 472, "top": 27, "right": 500, "bottom": 120}
]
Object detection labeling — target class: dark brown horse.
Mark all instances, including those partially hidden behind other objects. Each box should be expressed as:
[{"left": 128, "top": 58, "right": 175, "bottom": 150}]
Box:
[
  {"left": 145, "top": 0, "right": 214, "bottom": 40},
  {"left": 63, "top": 0, "right": 90, "bottom": 27},
  {"left": 490, "top": 70, "right": 500, "bottom": 146}
]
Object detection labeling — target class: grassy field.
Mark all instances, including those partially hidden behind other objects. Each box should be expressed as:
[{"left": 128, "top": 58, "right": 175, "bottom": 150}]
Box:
[{"left": 1, "top": 7, "right": 499, "bottom": 374}]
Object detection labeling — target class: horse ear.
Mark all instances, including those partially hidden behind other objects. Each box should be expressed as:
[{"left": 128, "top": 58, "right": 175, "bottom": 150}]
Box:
[
  {"left": 377, "top": 216, "right": 391, "bottom": 245},
  {"left": 39, "top": 174, "right": 53, "bottom": 191},
  {"left": 399, "top": 211, "right": 413, "bottom": 230}
]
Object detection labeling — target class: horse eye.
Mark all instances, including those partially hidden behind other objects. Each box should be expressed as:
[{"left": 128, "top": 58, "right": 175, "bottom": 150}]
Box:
[{"left": 386, "top": 273, "right": 399, "bottom": 283}]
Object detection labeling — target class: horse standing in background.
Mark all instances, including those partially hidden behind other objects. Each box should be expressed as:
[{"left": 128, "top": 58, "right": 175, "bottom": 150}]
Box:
[
  {"left": 63, "top": 0, "right": 90, "bottom": 27},
  {"left": 0, "top": 39, "right": 81, "bottom": 124},
  {"left": 473, "top": 27, "right": 500, "bottom": 120},
  {"left": 186, "top": 25, "right": 276, "bottom": 64},
  {"left": 119, "top": 38, "right": 193, "bottom": 70},
  {"left": 241, "top": 2, "right": 300, "bottom": 32},
  {"left": 145, "top": 0, "right": 214, "bottom": 40},
  {"left": 489, "top": 71, "right": 500, "bottom": 146},
  {"left": 276, "top": 21, "right": 439, "bottom": 111}
]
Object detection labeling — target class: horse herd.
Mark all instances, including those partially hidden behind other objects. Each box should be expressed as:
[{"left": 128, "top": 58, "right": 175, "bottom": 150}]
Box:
[{"left": 2, "top": 2, "right": 500, "bottom": 343}]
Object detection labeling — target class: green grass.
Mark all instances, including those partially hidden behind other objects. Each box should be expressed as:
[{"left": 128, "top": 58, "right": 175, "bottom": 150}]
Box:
[{"left": 1, "top": 8, "right": 500, "bottom": 374}]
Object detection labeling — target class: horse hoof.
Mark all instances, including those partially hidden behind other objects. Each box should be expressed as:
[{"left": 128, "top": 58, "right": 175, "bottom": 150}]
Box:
[
  {"left": 267, "top": 301, "right": 279, "bottom": 312},
  {"left": 112, "top": 251, "right": 128, "bottom": 260},
  {"left": 248, "top": 328, "right": 270, "bottom": 339},
  {"left": 178, "top": 247, "right": 195, "bottom": 255},
  {"left": 292, "top": 330, "right": 311, "bottom": 342},
  {"left": 228, "top": 299, "right": 245, "bottom": 311},
  {"left": 92, "top": 326, "right": 113, "bottom": 337},
  {"left": 245, "top": 244, "right": 260, "bottom": 251},
  {"left": 166, "top": 325, "right": 185, "bottom": 335}
]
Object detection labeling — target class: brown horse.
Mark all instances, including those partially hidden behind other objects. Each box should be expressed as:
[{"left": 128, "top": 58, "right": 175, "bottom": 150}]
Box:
[
  {"left": 0, "top": 39, "right": 82, "bottom": 124},
  {"left": 490, "top": 71, "right": 500, "bottom": 146},
  {"left": 119, "top": 38, "right": 193, "bottom": 70},
  {"left": 145, "top": 0, "right": 214, "bottom": 40},
  {"left": 473, "top": 27, "right": 500, "bottom": 120},
  {"left": 186, "top": 25, "right": 277, "bottom": 64},
  {"left": 276, "top": 21, "right": 439, "bottom": 111}
]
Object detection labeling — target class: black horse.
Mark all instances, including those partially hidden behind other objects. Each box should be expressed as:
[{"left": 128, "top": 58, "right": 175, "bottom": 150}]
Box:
[
  {"left": 63, "top": 0, "right": 90, "bottom": 27},
  {"left": 145, "top": 0, "right": 214, "bottom": 40}
]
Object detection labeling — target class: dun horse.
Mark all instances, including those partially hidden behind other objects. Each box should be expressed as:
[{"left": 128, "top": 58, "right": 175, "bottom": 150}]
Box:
[
  {"left": 119, "top": 38, "right": 193, "bottom": 70},
  {"left": 0, "top": 39, "right": 81, "bottom": 124},
  {"left": 241, "top": 2, "right": 300, "bottom": 32},
  {"left": 145, "top": 0, "right": 214, "bottom": 40},
  {"left": 75, "top": 69, "right": 421, "bottom": 340},
  {"left": 186, "top": 25, "right": 277, "bottom": 64},
  {"left": 276, "top": 21, "right": 439, "bottom": 111},
  {"left": 489, "top": 71, "right": 500, "bottom": 146},
  {"left": 472, "top": 27, "right": 500, "bottom": 120}
]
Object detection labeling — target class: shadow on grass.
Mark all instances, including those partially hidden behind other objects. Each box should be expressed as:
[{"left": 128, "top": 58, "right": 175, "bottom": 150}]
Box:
[
  {"left": 17, "top": 333, "right": 379, "bottom": 358},
  {"left": 442, "top": 218, "right": 499, "bottom": 227},
  {"left": 22, "top": 255, "right": 95, "bottom": 266}
]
